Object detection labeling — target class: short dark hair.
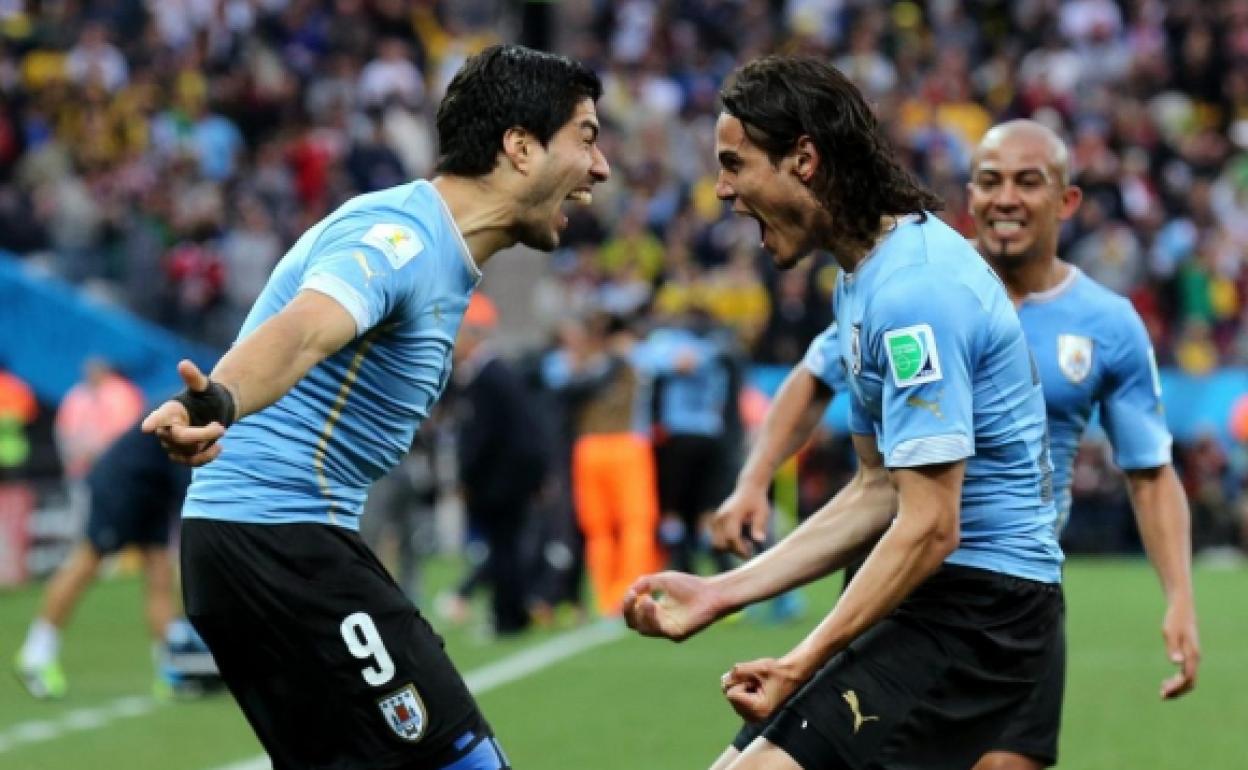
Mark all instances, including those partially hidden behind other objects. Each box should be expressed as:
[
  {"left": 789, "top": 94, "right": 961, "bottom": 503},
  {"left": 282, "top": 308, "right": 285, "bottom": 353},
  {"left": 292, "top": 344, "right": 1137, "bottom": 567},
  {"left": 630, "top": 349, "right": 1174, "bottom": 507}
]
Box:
[
  {"left": 720, "top": 56, "right": 942, "bottom": 253},
  {"left": 436, "top": 45, "right": 603, "bottom": 177}
]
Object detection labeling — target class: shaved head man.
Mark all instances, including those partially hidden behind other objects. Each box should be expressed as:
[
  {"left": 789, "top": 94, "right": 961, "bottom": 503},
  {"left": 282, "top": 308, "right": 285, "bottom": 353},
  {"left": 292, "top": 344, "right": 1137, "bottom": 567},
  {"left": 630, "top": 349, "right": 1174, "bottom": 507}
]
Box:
[{"left": 967, "top": 120, "right": 1201, "bottom": 770}]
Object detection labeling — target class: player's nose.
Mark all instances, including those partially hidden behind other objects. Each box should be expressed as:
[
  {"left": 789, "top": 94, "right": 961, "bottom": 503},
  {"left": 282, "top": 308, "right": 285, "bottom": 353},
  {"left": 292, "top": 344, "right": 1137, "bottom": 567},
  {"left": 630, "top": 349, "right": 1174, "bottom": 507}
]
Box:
[{"left": 589, "top": 145, "right": 610, "bottom": 183}]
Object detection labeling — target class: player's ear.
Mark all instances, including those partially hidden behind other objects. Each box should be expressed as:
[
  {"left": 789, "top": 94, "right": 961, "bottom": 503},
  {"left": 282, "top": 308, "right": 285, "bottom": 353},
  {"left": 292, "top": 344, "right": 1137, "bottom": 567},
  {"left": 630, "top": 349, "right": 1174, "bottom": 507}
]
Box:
[
  {"left": 792, "top": 135, "right": 820, "bottom": 184},
  {"left": 1059, "top": 184, "right": 1082, "bottom": 221},
  {"left": 501, "top": 127, "right": 534, "bottom": 174}
]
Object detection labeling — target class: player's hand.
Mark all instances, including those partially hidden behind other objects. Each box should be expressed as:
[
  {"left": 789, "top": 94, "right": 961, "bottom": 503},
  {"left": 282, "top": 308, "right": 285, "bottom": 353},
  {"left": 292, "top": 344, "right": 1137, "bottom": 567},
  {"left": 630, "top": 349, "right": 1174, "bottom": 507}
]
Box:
[
  {"left": 141, "top": 360, "right": 227, "bottom": 467},
  {"left": 1159, "top": 598, "right": 1200, "bottom": 699},
  {"left": 721, "top": 657, "right": 805, "bottom": 723},
  {"left": 622, "top": 571, "right": 722, "bottom": 642},
  {"left": 711, "top": 484, "right": 770, "bottom": 558}
]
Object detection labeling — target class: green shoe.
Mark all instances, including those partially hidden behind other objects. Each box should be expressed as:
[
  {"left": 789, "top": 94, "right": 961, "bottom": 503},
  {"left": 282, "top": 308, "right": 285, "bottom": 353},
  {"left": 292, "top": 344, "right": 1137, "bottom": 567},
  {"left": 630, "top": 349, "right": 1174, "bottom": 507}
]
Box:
[
  {"left": 13, "top": 654, "right": 68, "bottom": 700},
  {"left": 151, "top": 675, "right": 175, "bottom": 701}
]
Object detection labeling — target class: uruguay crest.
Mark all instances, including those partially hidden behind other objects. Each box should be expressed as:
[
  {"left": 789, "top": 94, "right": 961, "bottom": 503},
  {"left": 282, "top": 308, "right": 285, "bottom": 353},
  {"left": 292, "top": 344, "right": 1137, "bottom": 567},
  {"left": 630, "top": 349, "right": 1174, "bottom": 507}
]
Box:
[
  {"left": 1057, "top": 334, "right": 1093, "bottom": 384},
  {"left": 378, "top": 684, "right": 427, "bottom": 742}
]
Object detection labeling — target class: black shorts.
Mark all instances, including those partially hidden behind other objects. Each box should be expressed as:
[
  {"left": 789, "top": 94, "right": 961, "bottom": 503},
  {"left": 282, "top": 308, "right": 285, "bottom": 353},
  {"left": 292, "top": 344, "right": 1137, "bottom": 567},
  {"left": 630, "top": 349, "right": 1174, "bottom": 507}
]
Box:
[
  {"left": 85, "top": 479, "right": 176, "bottom": 554},
  {"left": 732, "top": 565, "right": 1063, "bottom": 770},
  {"left": 655, "top": 434, "right": 732, "bottom": 519},
  {"left": 985, "top": 594, "right": 1065, "bottom": 765},
  {"left": 83, "top": 424, "right": 191, "bottom": 555},
  {"left": 181, "top": 519, "right": 508, "bottom": 770}
]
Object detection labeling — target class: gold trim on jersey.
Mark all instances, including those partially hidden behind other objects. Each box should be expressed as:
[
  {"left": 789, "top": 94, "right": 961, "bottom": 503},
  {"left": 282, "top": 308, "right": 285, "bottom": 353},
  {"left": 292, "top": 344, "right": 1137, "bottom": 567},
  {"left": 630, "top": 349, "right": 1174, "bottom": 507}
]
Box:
[{"left": 314, "top": 328, "right": 382, "bottom": 523}]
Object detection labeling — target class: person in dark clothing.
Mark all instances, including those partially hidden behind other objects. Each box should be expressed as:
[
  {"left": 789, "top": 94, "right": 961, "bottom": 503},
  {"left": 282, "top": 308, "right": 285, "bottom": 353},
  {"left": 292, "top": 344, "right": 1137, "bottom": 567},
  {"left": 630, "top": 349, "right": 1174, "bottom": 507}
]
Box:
[{"left": 451, "top": 294, "right": 549, "bottom": 635}]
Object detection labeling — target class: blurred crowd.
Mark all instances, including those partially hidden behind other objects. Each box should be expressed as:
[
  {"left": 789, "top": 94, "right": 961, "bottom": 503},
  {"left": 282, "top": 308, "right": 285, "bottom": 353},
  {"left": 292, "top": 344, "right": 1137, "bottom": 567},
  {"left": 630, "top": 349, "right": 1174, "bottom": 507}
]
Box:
[
  {"left": 3, "top": 1, "right": 1248, "bottom": 366},
  {"left": 2, "top": 0, "right": 1247, "bottom": 608}
]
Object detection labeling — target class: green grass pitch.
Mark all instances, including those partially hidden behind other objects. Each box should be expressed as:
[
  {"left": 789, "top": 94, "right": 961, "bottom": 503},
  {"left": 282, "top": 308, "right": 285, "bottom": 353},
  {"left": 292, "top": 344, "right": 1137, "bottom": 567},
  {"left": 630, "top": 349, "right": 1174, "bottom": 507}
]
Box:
[{"left": 1, "top": 558, "right": 1244, "bottom": 769}]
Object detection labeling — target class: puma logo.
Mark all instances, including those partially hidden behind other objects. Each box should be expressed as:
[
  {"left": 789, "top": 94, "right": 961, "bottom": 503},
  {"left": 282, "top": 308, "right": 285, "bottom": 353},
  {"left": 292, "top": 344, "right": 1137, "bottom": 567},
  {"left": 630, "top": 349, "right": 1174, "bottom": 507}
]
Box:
[
  {"left": 353, "top": 250, "right": 380, "bottom": 283},
  {"left": 904, "top": 393, "right": 943, "bottom": 419},
  {"left": 842, "top": 690, "right": 879, "bottom": 734}
]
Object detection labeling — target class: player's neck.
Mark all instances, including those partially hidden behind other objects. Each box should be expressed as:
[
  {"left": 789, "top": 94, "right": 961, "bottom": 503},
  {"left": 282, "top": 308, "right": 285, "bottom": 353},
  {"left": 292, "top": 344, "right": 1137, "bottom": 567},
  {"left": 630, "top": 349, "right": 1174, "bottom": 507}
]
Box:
[
  {"left": 431, "top": 176, "right": 518, "bottom": 267},
  {"left": 997, "top": 255, "right": 1070, "bottom": 305},
  {"left": 834, "top": 214, "right": 901, "bottom": 273}
]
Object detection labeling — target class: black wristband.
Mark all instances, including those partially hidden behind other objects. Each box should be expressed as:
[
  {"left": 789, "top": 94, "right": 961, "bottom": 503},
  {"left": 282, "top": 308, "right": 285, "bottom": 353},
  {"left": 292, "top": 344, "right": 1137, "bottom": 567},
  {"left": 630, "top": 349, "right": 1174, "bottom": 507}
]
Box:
[{"left": 172, "top": 381, "right": 236, "bottom": 428}]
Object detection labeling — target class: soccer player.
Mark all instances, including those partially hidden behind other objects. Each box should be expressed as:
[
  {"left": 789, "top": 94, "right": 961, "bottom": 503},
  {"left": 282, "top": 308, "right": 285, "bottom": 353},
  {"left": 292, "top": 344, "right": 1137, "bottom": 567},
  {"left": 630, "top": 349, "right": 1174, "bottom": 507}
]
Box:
[
  {"left": 707, "top": 118, "right": 1203, "bottom": 770},
  {"left": 624, "top": 56, "right": 1064, "bottom": 770},
  {"left": 14, "top": 421, "right": 191, "bottom": 700},
  {"left": 968, "top": 119, "right": 1200, "bottom": 770},
  {"left": 141, "top": 45, "right": 608, "bottom": 770}
]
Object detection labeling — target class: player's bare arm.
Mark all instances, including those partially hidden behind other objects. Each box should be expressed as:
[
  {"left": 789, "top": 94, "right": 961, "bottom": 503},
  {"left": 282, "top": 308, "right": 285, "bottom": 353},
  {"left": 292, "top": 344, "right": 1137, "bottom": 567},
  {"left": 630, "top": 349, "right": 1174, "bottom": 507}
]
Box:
[
  {"left": 1125, "top": 463, "right": 1201, "bottom": 699},
  {"left": 142, "top": 290, "right": 357, "bottom": 466},
  {"left": 722, "top": 456, "right": 963, "bottom": 722},
  {"left": 623, "top": 433, "right": 894, "bottom": 642},
  {"left": 713, "top": 364, "right": 834, "bottom": 557}
]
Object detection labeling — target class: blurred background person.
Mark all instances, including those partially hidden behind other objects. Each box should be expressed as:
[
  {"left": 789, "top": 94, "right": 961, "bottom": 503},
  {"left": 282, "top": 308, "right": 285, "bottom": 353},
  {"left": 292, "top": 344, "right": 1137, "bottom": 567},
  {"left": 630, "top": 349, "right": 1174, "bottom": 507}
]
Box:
[
  {"left": 544, "top": 312, "right": 661, "bottom": 617},
  {"left": 449, "top": 293, "right": 551, "bottom": 636},
  {"left": 359, "top": 422, "right": 441, "bottom": 607},
  {"left": 53, "top": 358, "right": 143, "bottom": 521},
  {"left": 13, "top": 422, "right": 205, "bottom": 700},
  {"left": 635, "top": 305, "right": 743, "bottom": 574}
]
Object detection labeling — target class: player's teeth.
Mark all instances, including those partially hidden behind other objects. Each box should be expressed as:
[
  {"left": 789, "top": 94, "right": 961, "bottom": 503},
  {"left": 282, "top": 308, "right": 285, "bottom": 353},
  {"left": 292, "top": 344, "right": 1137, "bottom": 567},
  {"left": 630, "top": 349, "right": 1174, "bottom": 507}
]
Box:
[
  {"left": 567, "top": 190, "right": 592, "bottom": 204},
  {"left": 993, "top": 221, "right": 1022, "bottom": 235}
]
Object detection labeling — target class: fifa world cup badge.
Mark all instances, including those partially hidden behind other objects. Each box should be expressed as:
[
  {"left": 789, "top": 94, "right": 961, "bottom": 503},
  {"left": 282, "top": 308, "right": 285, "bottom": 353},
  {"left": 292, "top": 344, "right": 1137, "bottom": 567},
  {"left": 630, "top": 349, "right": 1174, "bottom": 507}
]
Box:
[{"left": 378, "top": 684, "right": 427, "bottom": 742}]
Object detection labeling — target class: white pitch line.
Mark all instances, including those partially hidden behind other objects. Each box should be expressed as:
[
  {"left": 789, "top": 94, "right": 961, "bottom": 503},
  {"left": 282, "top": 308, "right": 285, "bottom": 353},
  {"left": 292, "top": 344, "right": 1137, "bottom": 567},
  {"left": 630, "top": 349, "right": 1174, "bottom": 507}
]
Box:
[
  {"left": 207, "top": 619, "right": 629, "bottom": 770},
  {"left": 0, "top": 695, "right": 159, "bottom": 753},
  {"left": 0, "top": 621, "right": 625, "bottom": 765}
]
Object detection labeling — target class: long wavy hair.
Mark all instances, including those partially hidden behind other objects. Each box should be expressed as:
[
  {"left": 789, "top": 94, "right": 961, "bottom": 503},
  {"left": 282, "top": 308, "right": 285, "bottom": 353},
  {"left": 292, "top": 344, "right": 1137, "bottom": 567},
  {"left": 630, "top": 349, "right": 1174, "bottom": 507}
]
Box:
[{"left": 720, "top": 56, "right": 942, "bottom": 254}]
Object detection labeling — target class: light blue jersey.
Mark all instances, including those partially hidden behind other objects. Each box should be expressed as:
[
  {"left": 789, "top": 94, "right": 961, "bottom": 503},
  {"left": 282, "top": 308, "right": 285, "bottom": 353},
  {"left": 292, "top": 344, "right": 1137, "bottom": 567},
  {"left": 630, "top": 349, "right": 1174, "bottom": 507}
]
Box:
[
  {"left": 634, "top": 327, "right": 731, "bottom": 437},
  {"left": 834, "top": 215, "right": 1063, "bottom": 584},
  {"left": 184, "top": 180, "right": 481, "bottom": 528},
  {"left": 1019, "top": 267, "right": 1171, "bottom": 531},
  {"left": 803, "top": 322, "right": 848, "bottom": 393}
]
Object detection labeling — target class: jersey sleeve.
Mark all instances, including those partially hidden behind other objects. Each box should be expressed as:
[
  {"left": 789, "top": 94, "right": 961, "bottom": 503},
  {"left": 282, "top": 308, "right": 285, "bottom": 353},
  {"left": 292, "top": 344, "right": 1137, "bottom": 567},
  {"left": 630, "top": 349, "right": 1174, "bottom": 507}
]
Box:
[
  {"left": 803, "top": 322, "right": 846, "bottom": 393},
  {"left": 1099, "top": 308, "right": 1173, "bottom": 470},
  {"left": 867, "top": 275, "right": 976, "bottom": 468},
  {"left": 300, "top": 220, "right": 426, "bottom": 336}
]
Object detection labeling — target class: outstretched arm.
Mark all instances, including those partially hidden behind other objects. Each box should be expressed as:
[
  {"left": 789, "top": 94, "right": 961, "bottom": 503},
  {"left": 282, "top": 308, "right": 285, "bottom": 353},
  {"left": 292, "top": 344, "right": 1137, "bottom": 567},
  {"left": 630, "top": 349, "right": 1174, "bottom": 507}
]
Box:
[
  {"left": 712, "top": 364, "right": 835, "bottom": 556},
  {"left": 142, "top": 290, "right": 358, "bottom": 465},
  {"left": 1125, "top": 464, "right": 1200, "bottom": 699},
  {"left": 623, "top": 433, "right": 895, "bottom": 641}
]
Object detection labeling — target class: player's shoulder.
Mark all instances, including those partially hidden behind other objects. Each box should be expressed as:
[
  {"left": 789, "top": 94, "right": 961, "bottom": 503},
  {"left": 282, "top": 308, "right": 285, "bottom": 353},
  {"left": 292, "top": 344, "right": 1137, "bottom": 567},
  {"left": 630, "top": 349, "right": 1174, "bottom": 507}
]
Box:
[
  {"left": 871, "top": 217, "right": 996, "bottom": 317},
  {"left": 1066, "top": 268, "right": 1147, "bottom": 338},
  {"left": 317, "top": 181, "right": 446, "bottom": 265}
]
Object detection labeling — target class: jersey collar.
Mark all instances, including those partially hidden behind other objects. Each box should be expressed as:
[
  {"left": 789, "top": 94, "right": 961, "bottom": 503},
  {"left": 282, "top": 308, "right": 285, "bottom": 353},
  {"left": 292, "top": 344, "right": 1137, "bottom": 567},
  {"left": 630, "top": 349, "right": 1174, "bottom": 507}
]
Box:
[
  {"left": 421, "top": 180, "right": 483, "bottom": 283},
  {"left": 1020, "top": 264, "right": 1080, "bottom": 305}
]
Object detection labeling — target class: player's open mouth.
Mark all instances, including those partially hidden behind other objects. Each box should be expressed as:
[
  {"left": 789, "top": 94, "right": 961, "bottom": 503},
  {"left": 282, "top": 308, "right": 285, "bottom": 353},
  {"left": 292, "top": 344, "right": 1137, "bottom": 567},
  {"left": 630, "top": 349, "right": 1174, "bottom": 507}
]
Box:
[
  {"left": 556, "top": 188, "right": 594, "bottom": 230},
  {"left": 989, "top": 220, "right": 1024, "bottom": 237}
]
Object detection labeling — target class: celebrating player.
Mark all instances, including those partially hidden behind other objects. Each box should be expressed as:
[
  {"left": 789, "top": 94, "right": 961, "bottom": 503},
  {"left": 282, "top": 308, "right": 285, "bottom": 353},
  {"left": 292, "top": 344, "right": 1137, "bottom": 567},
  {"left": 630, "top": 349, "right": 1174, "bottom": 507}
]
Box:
[
  {"left": 968, "top": 119, "right": 1200, "bottom": 770},
  {"left": 141, "top": 45, "right": 608, "bottom": 770},
  {"left": 624, "top": 56, "right": 1063, "bottom": 770}
]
